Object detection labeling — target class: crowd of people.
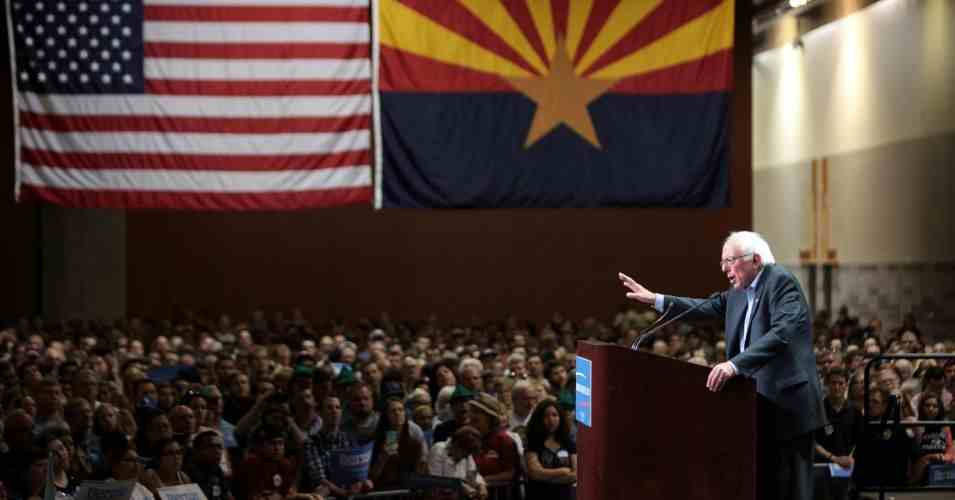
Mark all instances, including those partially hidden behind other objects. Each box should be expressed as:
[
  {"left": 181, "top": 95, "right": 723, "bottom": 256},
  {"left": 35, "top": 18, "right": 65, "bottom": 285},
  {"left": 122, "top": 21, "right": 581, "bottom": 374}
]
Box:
[{"left": 0, "top": 305, "right": 951, "bottom": 500}]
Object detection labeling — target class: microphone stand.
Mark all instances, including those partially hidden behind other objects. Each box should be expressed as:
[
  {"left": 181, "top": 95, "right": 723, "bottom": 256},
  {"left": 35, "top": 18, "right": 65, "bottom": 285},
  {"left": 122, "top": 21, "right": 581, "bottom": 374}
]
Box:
[
  {"left": 631, "top": 292, "right": 722, "bottom": 351},
  {"left": 630, "top": 304, "right": 672, "bottom": 351}
]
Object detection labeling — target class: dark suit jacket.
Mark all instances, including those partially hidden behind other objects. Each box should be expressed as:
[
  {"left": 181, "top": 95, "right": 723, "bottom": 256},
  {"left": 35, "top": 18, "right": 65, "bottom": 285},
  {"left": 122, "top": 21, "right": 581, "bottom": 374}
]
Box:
[{"left": 664, "top": 263, "right": 827, "bottom": 440}]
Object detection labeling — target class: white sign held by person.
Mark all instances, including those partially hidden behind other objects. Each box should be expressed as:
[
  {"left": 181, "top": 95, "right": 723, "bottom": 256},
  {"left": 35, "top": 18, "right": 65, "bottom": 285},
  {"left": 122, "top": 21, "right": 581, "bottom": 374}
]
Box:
[
  {"left": 158, "top": 484, "right": 207, "bottom": 500},
  {"left": 74, "top": 481, "right": 136, "bottom": 500}
]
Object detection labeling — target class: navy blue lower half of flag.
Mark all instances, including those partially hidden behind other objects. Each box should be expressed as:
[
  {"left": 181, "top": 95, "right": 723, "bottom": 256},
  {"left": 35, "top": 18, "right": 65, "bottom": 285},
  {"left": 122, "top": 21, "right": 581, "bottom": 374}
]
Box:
[{"left": 381, "top": 92, "right": 731, "bottom": 208}]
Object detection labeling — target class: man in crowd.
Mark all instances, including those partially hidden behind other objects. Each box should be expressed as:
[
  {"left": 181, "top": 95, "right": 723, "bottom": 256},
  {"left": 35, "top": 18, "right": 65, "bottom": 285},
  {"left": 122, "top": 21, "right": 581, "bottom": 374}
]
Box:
[
  {"left": 301, "top": 396, "right": 372, "bottom": 497},
  {"left": 343, "top": 382, "right": 379, "bottom": 443},
  {"left": 33, "top": 376, "right": 66, "bottom": 433},
  {"left": 433, "top": 385, "right": 474, "bottom": 444},
  {"left": 509, "top": 380, "right": 540, "bottom": 430},
  {"left": 526, "top": 355, "right": 550, "bottom": 395},
  {"left": 185, "top": 430, "right": 235, "bottom": 500},
  {"left": 814, "top": 368, "right": 861, "bottom": 500}
]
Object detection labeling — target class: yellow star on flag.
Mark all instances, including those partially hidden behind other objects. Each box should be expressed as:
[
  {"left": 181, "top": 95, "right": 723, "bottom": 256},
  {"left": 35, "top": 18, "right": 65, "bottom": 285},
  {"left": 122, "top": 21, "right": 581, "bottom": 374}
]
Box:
[{"left": 506, "top": 39, "right": 617, "bottom": 149}]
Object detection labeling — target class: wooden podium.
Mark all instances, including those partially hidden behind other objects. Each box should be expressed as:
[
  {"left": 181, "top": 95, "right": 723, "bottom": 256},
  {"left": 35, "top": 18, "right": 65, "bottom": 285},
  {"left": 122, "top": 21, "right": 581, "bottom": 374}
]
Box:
[{"left": 576, "top": 341, "right": 761, "bottom": 500}]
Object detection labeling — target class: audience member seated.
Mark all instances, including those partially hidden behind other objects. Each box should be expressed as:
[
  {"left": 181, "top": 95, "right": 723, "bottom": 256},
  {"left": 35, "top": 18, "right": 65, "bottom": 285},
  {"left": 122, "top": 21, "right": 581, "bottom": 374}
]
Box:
[{"left": 524, "top": 400, "right": 576, "bottom": 500}]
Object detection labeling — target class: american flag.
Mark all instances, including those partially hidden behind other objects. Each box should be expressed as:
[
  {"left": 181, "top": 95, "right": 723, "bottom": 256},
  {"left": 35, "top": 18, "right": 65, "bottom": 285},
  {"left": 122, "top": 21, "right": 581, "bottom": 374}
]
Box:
[{"left": 8, "top": 0, "right": 373, "bottom": 210}]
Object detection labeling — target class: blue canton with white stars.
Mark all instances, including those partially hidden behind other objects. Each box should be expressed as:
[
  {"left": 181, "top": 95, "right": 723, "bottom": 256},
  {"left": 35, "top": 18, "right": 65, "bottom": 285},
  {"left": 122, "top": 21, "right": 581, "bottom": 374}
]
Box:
[{"left": 11, "top": 0, "right": 145, "bottom": 94}]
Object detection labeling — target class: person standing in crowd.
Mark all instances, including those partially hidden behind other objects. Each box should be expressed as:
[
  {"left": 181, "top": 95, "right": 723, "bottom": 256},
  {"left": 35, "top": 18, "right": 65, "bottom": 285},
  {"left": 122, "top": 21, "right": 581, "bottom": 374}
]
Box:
[
  {"left": 509, "top": 381, "right": 540, "bottom": 431},
  {"left": 96, "top": 432, "right": 156, "bottom": 500},
  {"left": 524, "top": 400, "right": 576, "bottom": 500},
  {"left": 814, "top": 368, "right": 861, "bottom": 500},
  {"left": 369, "top": 396, "right": 428, "bottom": 489},
  {"left": 235, "top": 427, "right": 296, "bottom": 500},
  {"left": 300, "top": 396, "right": 371, "bottom": 497},
  {"left": 909, "top": 392, "right": 955, "bottom": 485},
  {"left": 42, "top": 436, "right": 79, "bottom": 497},
  {"left": 185, "top": 431, "right": 234, "bottom": 500},
  {"left": 525, "top": 355, "right": 550, "bottom": 396},
  {"left": 433, "top": 386, "right": 474, "bottom": 445},
  {"left": 545, "top": 361, "right": 571, "bottom": 400},
  {"left": 853, "top": 387, "right": 913, "bottom": 488},
  {"left": 428, "top": 426, "right": 488, "bottom": 500},
  {"left": 141, "top": 438, "right": 192, "bottom": 496},
  {"left": 620, "top": 231, "right": 826, "bottom": 500},
  {"left": 0, "top": 410, "right": 35, "bottom": 500},
  {"left": 467, "top": 393, "right": 521, "bottom": 486}
]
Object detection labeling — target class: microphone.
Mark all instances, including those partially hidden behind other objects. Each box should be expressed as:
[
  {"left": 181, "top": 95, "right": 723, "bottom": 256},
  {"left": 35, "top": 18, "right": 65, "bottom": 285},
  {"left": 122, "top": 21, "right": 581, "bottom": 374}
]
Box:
[
  {"left": 630, "top": 303, "right": 673, "bottom": 351},
  {"left": 631, "top": 291, "right": 722, "bottom": 352}
]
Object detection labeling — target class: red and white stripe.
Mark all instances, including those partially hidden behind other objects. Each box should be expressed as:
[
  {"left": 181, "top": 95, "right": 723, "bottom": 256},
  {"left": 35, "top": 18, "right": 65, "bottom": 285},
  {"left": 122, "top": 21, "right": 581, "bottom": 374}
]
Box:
[{"left": 14, "top": 0, "right": 373, "bottom": 210}]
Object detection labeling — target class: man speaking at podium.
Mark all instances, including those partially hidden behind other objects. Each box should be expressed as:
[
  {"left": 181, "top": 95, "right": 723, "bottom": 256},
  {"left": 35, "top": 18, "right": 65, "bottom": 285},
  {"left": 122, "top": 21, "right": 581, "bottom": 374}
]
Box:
[{"left": 619, "top": 231, "right": 826, "bottom": 500}]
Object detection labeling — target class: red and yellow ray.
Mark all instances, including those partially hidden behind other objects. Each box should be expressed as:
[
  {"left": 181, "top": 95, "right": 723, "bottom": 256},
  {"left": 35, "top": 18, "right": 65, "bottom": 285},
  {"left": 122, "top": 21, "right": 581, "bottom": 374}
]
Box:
[
  {"left": 381, "top": 0, "right": 733, "bottom": 87},
  {"left": 380, "top": 0, "right": 735, "bottom": 148}
]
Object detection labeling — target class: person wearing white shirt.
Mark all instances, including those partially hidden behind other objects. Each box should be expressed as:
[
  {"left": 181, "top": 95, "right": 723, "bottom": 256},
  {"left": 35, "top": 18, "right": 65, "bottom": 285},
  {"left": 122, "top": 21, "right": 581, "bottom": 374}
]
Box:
[{"left": 428, "top": 426, "right": 487, "bottom": 500}]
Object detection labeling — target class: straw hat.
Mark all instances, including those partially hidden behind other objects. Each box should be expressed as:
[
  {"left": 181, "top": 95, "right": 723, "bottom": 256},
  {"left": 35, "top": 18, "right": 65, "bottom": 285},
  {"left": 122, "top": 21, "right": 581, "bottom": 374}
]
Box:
[{"left": 467, "top": 392, "right": 506, "bottom": 421}]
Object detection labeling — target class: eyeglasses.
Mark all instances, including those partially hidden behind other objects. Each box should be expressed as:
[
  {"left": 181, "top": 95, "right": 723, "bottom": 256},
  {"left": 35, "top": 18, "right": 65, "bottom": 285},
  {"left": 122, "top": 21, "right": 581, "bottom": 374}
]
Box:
[
  {"left": 719, "top": 253, "right": 753, "bottom": 268},
  {"left": 161, "top": 449, "right": 184, "bottom": 456}
]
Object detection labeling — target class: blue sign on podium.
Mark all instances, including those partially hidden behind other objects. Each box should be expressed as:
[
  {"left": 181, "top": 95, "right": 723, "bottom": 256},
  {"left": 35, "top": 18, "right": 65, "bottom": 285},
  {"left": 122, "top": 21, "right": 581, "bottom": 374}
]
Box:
[{"left": 575, "top": 355, "right": 592, "bottom": 427}]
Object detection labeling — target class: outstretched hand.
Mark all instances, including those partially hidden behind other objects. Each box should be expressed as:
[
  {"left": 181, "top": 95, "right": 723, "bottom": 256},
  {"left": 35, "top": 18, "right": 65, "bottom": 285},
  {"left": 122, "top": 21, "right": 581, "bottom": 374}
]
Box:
[{"left": 618, "top": 272, "right": 656, "bottom": 304}]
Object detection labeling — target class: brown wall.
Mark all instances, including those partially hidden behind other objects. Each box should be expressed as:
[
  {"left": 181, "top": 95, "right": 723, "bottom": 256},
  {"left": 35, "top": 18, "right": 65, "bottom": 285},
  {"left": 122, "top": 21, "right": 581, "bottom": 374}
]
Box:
[
  {"left": 125, "top": 1, "right": 753, "bottom": 323},
  {"left": 6, "top": 3, "right": 752, "bottom": 324}
]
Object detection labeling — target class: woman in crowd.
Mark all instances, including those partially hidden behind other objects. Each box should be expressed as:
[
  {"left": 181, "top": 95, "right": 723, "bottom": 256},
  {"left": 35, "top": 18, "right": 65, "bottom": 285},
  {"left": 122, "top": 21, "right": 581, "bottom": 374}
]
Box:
[
  {"left": 524, "top": 400, "right": 576, "bottom": 500},
  {"left": 136, "top": 407, "right": 174, "bottom": 462},
  {"left": 847, "top": 370, "right": 867, "bottom": 411},
  {"left": 853, "top": 387, "right": 914, "bottom": 488},
  {"left": 427, "top": 426, "right": 488, "bottom": 500},
  {"left": 369, "top": 396, "right": 428, "bottom": 489},
  {"left": 141, "top": 438, "right": 192, "bottom": 496},
  {"left": 93, "top": 403, "right": 119, "bottom": 434},
  {"left": 428, "top": 362, "right": 458, "bottom": 402},
  {"left": 98, "top": 432, "right": 156, "bottom": 500},
  {"left": 909, "top": 392, "right": 955, "bottom": 484},
  {"left": 44, "top": 437, "right": 79, "bottom": 498},
  {"left": 223, "top": 372, "right": 254, "bottom": 424}
]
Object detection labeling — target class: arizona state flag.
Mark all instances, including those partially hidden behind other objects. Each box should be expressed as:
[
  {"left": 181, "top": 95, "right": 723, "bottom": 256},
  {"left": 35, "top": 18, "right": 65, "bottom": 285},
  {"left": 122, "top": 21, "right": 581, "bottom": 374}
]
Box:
[{"left": 378, "top": 0, "right": 734, "bottom": 208}]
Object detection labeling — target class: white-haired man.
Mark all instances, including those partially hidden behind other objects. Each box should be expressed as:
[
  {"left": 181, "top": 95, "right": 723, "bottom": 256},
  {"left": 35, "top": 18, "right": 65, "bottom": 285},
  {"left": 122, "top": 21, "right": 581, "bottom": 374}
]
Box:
[{"left": 619, "top": 231, "right": 826, "bottom": 500}]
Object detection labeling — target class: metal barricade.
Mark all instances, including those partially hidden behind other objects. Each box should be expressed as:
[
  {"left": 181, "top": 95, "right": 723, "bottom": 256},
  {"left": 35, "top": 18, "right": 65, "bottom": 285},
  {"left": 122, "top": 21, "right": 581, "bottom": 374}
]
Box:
[
  {"left": 339, "top": 480, "right": 527, "bottom": 500},
  {"left": 347, "top": 489, "right": 418, "bottom": 500},
  {"left": 859, "top": 353, "right": 955, "bottom": 500}
]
